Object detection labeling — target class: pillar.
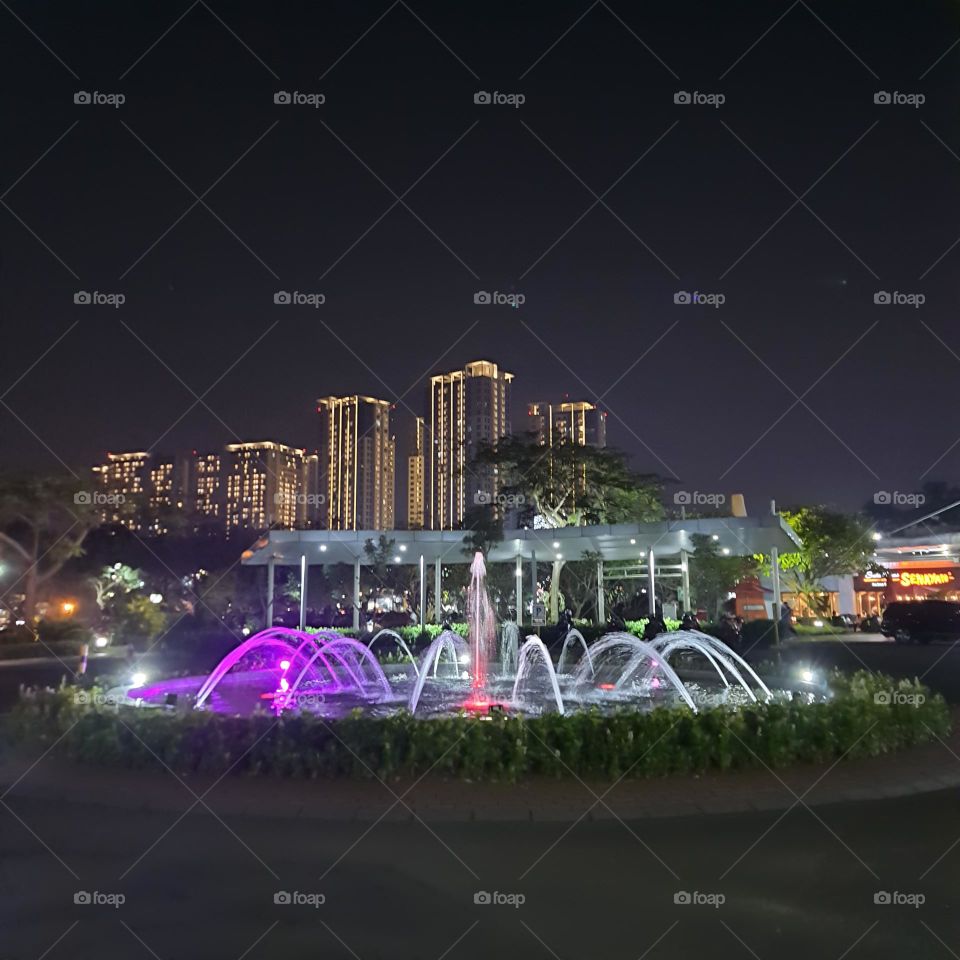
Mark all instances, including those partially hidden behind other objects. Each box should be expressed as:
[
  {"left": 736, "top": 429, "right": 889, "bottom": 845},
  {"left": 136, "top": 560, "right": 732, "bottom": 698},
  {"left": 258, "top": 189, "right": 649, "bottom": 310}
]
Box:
[
  {"left": 434, "top": 556, "right": 442, "bottom": 623},
  {"left": 647, "top": 547, "right": 656, "bottom": 617},
  {"left": 419, "top": 554, "right": 425, "bottom": 630},
  {"left": 770, "top": 546, "right": 782, "bottom": 614},
  {"left": 353, "top": 556, "right": 361, "bottom": 631},
  {"left": 266, "top": 556, "right": 275, "bottom": 628},
  {"left": 298, "top": 554, "right": 308, "bottom": 632},
  {"left": 596, "top": 557, "right": 605, "bottom": 625},
  {"left": 530, "top": 549, "right": 537, "bottom": 608}
]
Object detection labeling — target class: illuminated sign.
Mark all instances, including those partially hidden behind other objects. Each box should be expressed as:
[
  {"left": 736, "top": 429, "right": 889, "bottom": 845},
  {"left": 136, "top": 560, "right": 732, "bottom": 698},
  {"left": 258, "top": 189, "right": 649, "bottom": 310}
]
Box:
[{"left": 899, "top": 571, "right": 955, "bottom": 587}]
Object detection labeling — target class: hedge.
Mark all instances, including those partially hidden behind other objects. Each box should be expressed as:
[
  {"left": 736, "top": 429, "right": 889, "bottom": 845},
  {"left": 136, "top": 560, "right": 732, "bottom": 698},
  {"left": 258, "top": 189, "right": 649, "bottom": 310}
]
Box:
[{"left": 5, "top": 672, "right": 948, "bottom": 782}]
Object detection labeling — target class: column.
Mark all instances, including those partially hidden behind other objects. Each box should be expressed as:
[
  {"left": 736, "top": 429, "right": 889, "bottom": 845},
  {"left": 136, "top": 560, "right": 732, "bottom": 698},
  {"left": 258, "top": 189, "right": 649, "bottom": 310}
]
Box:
[
  {"left": 266, "top": 556, "right": 275, "bottom": 628},
  {"left": 530, "top": 549, "right": 537, "bottom": 609},
  {"left": 419, "top": 554, "right": 425, "bottom": 631},
  {"left": 647, "top": 547, "right": 656, "bottom": 617},
  {"left": 434, "top": 556, "right": 442, "bottom": 623},
  {"left": 298, "top": 554, "right": 308, "bottom": 632},
  {"left": 596, "top": 557, "right": 605, "bottom": 625},
  {"left": 353, "top": 556, "right": 361, "bottom": 631}
]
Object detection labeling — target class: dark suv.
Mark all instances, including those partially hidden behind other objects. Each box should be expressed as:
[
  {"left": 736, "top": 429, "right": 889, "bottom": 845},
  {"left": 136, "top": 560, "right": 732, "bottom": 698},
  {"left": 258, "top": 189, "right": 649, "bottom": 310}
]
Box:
[{"left": 880, "top": 600, "right": 960, "bottom": 644}]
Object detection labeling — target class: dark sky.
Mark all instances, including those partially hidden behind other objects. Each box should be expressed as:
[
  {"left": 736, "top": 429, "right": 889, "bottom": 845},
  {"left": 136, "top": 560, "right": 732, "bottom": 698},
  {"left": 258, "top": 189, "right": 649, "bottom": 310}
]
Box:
[{"left": 2, "top": 0, "right": 959, "bottom": 513}]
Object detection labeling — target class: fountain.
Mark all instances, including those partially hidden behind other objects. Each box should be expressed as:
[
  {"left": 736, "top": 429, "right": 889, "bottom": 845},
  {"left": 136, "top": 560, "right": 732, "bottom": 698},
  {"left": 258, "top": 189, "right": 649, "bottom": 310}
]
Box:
[{"left": 123, "top": 555, "right": 790, "bottom": 720}]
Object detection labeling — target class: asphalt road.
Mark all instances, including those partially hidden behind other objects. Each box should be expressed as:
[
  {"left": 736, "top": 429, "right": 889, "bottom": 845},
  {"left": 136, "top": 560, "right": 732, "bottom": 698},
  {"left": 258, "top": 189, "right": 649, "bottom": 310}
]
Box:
[{"left": 2, "top": 784, "right": 958, "bottom": 959}]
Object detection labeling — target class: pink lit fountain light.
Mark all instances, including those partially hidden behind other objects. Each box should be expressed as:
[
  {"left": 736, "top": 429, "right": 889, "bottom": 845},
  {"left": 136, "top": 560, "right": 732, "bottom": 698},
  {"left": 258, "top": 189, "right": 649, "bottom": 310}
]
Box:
[{"left": 459, "top": 551, "right": 501, "bottom": 713}]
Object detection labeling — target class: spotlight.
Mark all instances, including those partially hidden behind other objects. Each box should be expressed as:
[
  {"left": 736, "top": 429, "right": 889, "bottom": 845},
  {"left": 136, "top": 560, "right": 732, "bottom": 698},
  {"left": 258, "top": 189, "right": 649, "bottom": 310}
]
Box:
[
  {"left": 94, "top": 636, "right": 109, "bottom": 648},
  {"left": 131, "top": 672, "right": 148, "bottom": 687}
]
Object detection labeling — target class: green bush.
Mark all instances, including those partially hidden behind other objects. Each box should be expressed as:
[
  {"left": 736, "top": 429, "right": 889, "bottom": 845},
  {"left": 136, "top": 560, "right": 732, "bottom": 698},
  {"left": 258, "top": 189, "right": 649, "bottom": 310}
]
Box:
[{"left": 6, "top": 671, "right": 948, "bottom": 782}]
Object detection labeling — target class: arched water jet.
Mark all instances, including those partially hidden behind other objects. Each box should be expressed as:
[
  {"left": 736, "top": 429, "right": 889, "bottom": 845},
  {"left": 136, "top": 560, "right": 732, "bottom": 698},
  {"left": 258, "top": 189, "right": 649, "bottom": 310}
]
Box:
[
  {"left": 648, "top": 637, "right": 759, "bottom": 702},
  {"left": 367, "top": 629, "right": 420, "bottom": 678},
  {"left": 557, "top": 628, "right": 593, "bottom": 677},
  {"left": 660, "top": 630, "right": 772, "bottom": 700},
  {"left": 408, "top": 630, "right": 468, "bottom": 714},
  {"left": 573, "top": 632, "right": 697, "bottom": 712},
  {"left": 512, "top": 636, "right": 565, "bottom": 714}
]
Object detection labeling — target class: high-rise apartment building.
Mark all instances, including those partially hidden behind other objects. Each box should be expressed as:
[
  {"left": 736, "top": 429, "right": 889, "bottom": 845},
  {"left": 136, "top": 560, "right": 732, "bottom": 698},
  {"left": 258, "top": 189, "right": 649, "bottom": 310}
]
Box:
[
  {"left": 223, "top": 441, "right": 318, "bottom": 533},
  {"left": 528, "top": 400, "right": 607, "bottom": 448},
  {"left": 407, "top": 416, "right": 425, "bottom": 530},
  {"left": 91, "top": 451, "right": 151, "bottom": 529},
  {"left": 429, "top": 359, "right": 513, "bottom": 529},
  {"left": 317, "top": 396, "right": 395, "bottom": 530},
  {"left": 186, "top": 451, "right": 223, "bottom": 524}
]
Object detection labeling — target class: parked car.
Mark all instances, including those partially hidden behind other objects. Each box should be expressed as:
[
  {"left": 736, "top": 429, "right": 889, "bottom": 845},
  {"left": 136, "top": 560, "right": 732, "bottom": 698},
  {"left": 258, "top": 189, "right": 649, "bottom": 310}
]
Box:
[{"left": 880, "top": 600, "right": 960, "bottom": 644}]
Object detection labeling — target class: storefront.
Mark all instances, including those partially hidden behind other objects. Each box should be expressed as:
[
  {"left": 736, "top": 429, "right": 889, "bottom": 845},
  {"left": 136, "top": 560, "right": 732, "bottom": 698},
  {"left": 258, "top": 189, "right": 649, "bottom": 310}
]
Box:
[{"left": 853, "top": 561, "right": 960, "bottom": 615}]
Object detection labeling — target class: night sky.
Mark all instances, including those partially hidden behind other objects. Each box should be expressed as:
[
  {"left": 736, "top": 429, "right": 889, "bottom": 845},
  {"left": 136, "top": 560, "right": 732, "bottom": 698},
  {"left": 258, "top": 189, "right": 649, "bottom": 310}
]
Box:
[{"left": 2, "top": 0, "right": 959, "bottom": 513}]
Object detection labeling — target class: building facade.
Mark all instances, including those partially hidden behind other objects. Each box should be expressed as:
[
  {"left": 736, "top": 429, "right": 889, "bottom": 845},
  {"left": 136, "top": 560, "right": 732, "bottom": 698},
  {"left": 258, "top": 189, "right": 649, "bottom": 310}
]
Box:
[
  {"left": 429, "top": 359, "right": 513, "bottom": 529},
  {"left": 317, "top": 396, "right": 395, "bottom": 530},
  {"left": 528, "top": 400, "right": 607, "bottom": 448},
  {"left": 223, "top": 441, "right": 318, "bottom": 533},
  {"left": 91, "top": 451, "right": 151, "bottom": 529},
  {"left": 407, "top": 416, "right": 425, "bottom": 530}
]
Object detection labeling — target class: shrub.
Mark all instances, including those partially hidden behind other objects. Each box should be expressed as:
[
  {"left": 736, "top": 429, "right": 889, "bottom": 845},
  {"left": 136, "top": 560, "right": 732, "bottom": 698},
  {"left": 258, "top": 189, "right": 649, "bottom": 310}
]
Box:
[{"left": 6, "top": 671, "right": 948, "bottom": 783}]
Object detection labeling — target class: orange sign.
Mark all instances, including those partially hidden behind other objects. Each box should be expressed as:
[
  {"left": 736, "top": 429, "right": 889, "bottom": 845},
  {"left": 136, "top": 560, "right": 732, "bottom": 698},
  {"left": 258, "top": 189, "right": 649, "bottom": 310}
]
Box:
[{"left": 899, "top": 571, "right": 955, "bottom": 587}]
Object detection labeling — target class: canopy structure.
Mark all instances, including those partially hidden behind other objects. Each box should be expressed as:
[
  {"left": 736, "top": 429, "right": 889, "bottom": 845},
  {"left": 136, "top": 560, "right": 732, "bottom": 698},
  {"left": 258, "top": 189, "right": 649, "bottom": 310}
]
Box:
[{"left": 241, "top": 516, "right": 801, "bottom": 629}]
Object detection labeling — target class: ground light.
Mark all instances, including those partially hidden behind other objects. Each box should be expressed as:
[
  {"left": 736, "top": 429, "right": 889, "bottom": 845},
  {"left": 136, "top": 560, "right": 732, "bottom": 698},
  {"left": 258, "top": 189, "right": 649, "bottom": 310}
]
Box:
[
  {"left": 131, "top": 671, "right": 148, "bottom": 687},
  {"left": 94, "top": 636, "right": 109, "bottom": 648}
]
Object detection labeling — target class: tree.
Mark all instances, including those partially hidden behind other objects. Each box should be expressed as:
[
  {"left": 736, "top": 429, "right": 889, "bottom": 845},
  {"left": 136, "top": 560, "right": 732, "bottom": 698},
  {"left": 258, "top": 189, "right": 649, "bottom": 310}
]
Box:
[
  {"left": 462, "top": 503, "right": 503, "bottom": 557},
  {"left": 688, "top": 534, "right": 758, "bottom": 618},
  {"left": 0, "top": 474, "right": 98, "bottom": 623},
  {"left": 558, "top": 549, "right": 603, "bottom": 621},
  {"left": 773, "top": 507, "right": 878, "bottom": 615},
  {"left": 476, "top": 433, "right": 664, "bottom": 619}
]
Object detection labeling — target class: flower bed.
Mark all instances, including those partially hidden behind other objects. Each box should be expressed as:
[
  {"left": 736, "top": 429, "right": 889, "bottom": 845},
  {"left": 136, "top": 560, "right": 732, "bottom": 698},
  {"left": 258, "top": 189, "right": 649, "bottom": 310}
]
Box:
[{"left": 5, "top": 672, "right": 947, "bottom": 783}]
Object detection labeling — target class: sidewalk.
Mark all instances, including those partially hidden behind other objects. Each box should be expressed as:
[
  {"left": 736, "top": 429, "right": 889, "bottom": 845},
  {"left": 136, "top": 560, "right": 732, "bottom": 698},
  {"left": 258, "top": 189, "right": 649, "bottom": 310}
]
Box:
[{"left": 2, "top": 708, "right": 958, "bottom": 822}]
